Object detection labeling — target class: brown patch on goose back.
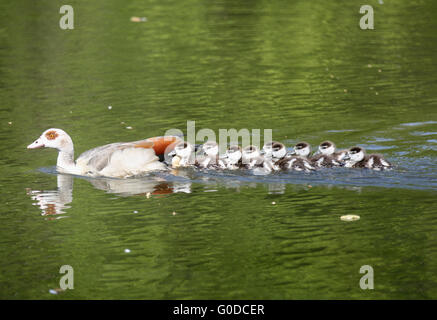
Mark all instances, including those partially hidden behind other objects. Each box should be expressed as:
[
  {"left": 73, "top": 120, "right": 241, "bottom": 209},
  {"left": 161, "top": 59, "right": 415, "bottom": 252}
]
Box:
[
  {"left": 146, "top": 136, "right": 181, "bottom": 155},
  {"left": 134, "top": 141, "right": 154, "bottom": 149}
]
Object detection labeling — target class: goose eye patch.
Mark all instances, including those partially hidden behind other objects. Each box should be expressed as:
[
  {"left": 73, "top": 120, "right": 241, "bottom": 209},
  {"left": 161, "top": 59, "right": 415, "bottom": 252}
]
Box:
[{"left": 45, "top": 131, "right": 58, "bottom": 140}]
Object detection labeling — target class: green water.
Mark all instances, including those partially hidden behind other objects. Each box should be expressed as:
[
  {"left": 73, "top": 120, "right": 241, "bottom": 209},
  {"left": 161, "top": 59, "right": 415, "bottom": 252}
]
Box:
[{"left": 1, "top": 0, "right": 437, "bottom": 299}]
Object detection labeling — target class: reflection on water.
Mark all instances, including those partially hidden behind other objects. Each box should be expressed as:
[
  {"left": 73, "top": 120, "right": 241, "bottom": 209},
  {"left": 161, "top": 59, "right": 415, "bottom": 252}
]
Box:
[
  {"left": 27, "top": 171, "right": 195, "bottom": 217},
  {"left": 26, "top": 175, "right": 73, "bottom": 217},
  {"left": 1, "top": 0, "right": 437, "bottom": 300}
]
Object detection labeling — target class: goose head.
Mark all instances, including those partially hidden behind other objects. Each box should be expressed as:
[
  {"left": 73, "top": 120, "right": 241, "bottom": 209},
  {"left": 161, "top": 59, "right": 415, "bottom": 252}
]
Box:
[
  {"left": 293, "top": 142, "right": 311, "bottom": 157},
  {"left": 318, "top": 141, "right": 336, "bottom": 155},
  {"left": 173, "top": 141, "right": 194, "bottom": 159},
  {"left": 242, "top": 145, "right": 260, "bottom": 164},
  {"left": 263, "top": 141, "right": 287, "bottom": 159},
  {"left": 225, "top": 145, "right": 242, "bottom": 165},
  {"left": 345, "top": 146, "right": 365, "bottom": 162},
  {"left": 202, "top": 141, "right": 219, "bottom": 157},
  {"left": 27, "top": 128, "right": 73, "bottom": 152},
  {"left": 271, "top": 142, "right": 286, "bottom": 159},
  {"left": 262, "top": 142, "right": 274, "bottom": 157}
]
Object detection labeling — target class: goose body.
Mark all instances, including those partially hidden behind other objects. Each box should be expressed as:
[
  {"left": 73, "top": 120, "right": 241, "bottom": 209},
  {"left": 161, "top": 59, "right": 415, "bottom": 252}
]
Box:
[
  {"left": 27, "top": 128, "right": 181, "bottom": 178},
  {"left": 286, "top": 141, "right": 316, "bottom": 171},
  {"left": 223, "top": 145, "right": 242, "bottom": 170},
  {"left": 241, "top": 145, "right": 264, "bottom": 169},
  {"left": 310, "top": 153, "right": 341, "bottom": 168},
  {"left": 275, "top": 155, "right": 315, "bottom": 172},
  {"left": 316, "top": 141, "right": 347, "bottom": 165},
  {"left": 344, "top": 146, "right": 392, "bottom": 170},
  {"left": 261, "top": 141, "right": 286, "bottom": 173},
  {"left": 196, "top": 141, "right": 226, "bottom": 169}
]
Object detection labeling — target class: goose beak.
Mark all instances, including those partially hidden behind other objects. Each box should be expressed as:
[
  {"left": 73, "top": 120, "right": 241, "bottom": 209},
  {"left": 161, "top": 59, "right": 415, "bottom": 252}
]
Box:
[
  {"left": 27, "top": 139, "right": 44, "bottom": 149},
  {"left": 343, "top": 154, "right": 350, "bottom": 160}
]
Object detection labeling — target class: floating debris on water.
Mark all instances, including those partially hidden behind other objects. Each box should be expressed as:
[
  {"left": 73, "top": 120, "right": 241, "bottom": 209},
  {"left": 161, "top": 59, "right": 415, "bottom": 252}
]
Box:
[
  {"left": 49, "top": 288, "right": 64, "bottom": 295},
  {"left": 272, "top": 201, "right": 276, "bottom": 205},
  {"left": 146, "top": 192, "right": 151, "bottom": 199},
  {"left": 124, "top": 249, "right": 131, "bottom": 253},
  {"left": 130, "top": 17, "right": 147, "bottom": 22},
  {"left": 108, "top": 106, "right": 112, "bottom": 110},
  {"left": 172, "top": 211, "right": 177, "bottom": 216},
  {"left": 340, "top": 215, "right": 360, "bottom": 221},
  {"left": 133, "top": 210, "right": 138, "bottom": 214},
  {"left": 8, "top": 121, "right": 12, "bottom": 125},
  {"left": 368, "top": 64, "right": 372, "bottom": 68},
  {"left": 378, "top": 69, "right": 382, "bottom": 73},
  {"left": 126, "top": 126, "right": 133, "bottom": 130}
]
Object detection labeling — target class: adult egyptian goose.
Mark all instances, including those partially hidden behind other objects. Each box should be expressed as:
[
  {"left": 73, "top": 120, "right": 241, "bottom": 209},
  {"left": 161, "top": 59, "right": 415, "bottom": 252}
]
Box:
[{"left": 27, "top": 128, "right": 181, "bottom": 178}]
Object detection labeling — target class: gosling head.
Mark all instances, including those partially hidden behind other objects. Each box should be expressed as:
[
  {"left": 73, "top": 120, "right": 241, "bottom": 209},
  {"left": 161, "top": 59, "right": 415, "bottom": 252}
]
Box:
[
  {"left": 174, "top": 141, "right": 194, "bottom": 159},
  {"left": 318, "top": 141, "right": 336, "bottom": 155},
  {"left": 293, "top": 142, "right": 311, "bottom": 157},
  {"left": 271, "top": 142, "right": 286, "bottom": 159},
  {"left": 262, "top": 141, "right": 286, "bottom": 159},
  {"left": 202, "top": 141, "right": 219, "bottom": 157},
  {"left": 225, "top": 145, "right": 242, "bottom": 165},
  {"left": 346, "top": 146, "right": 365, "bottom": 162},
  {"left": 242, "top": 145, "right": 260, "bottom": 164}
]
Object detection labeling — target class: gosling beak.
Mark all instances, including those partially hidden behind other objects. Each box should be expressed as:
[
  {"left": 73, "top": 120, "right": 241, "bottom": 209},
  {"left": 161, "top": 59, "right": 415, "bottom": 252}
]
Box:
[{"left": 27, "top": 138, "right": 45, "bottom": 149}]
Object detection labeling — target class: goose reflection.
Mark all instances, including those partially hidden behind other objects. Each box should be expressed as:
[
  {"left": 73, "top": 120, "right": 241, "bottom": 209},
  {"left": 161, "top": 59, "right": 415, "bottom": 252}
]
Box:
[
  {"left": 26, "top": 174, "right": 73, "bottom": 217},
  {"left": 87, "top": 176, "right": 191, "bottom": 196},
  {"left": 27, "top": 173, "right": 192, "bottom": 217}
]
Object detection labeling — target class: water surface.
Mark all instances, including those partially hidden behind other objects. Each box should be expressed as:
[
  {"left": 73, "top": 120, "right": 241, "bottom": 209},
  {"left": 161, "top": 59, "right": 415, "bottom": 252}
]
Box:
[{"left": 0, "top": 0, "right": 437, "bottom": 299}]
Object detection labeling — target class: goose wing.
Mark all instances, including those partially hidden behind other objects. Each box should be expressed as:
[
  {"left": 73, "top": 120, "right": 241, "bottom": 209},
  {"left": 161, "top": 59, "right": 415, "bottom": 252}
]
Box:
[
  {"left": 76, "top": 136, "right": 182, "bottom": 174},
  {"left": 76, "top": 141, "right": 154, "bottom": 172}
]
